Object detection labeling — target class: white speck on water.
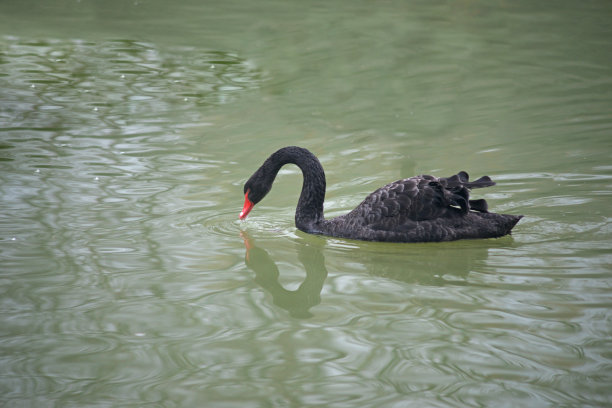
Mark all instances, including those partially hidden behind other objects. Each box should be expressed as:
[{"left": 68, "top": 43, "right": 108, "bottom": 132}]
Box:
[
  {"left": 93, "top": 107, "right": 98, "bottom": 112},
  {"left": 477, "top": 148, "right": 501, "bottom": 154}
]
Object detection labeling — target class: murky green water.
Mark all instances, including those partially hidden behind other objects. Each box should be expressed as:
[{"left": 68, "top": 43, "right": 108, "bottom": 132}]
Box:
[{"left": 2, "top": 0, "right": 612, "bottom": 406}]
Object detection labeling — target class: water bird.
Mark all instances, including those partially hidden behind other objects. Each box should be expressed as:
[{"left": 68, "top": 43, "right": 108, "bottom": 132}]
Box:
[{"left": 239, "top": 146, "right": 522, "bottom": 242}]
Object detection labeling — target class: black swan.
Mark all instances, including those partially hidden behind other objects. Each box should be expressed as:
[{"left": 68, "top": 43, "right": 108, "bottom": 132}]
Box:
[{"left": 239, "top": 146, "right": 522, "bottom": 242}]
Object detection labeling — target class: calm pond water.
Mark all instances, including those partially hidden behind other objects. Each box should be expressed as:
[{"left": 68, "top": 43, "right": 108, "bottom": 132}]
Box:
[{"left": 2, "top": 0, "right": 612, "bottom": 407}]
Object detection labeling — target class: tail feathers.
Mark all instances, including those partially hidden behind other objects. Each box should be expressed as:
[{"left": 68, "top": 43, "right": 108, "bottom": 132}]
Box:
[
  {"left": 474, "top": 213, "right": 523, "bottom": 238},
  {"left": 502, "top": 214, "right": 524, "bottom": 235}
]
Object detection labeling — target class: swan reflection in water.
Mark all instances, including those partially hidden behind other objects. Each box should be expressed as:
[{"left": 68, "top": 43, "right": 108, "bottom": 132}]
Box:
[
  {"left": 241, "top": 231, "right": 327, "bottom": 318},
  {"left": 241, "top": 231, "right": 494, "bottom": 319}
]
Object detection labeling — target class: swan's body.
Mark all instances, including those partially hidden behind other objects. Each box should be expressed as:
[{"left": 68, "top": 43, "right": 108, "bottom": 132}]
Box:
[{"left": 240, "top": 146, "right": 522, "bottom": 243}]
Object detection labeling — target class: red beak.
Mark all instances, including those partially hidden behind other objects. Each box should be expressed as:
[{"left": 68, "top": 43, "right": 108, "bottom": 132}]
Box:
[{"left": 239, "top": 191, "right": 254, "bottom": 220}]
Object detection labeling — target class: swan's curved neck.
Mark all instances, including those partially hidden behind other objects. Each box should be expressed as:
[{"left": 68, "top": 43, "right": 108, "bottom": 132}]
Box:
[{"left": 266, "top": 147, "right": 326, "bottom": 231}]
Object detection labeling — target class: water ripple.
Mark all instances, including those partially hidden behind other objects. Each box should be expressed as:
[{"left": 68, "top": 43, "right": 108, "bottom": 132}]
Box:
[{"left": 1, "top": 36, "right": 265, "bottom": 133}]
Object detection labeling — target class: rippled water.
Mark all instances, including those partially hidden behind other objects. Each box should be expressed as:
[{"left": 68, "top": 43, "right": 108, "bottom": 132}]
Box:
[{"left": 2, "top": 0, "right": 612, "bottom": 407}]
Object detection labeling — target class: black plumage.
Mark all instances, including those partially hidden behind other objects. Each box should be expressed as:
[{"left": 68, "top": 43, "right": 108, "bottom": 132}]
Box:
[{"left": 240, "top": 146, "right": 522, "bottom": 243}]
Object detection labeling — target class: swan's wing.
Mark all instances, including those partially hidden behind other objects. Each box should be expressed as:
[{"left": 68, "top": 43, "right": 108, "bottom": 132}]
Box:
[{"left": 347, "top": 172, "right": 495, "bottom": 228}]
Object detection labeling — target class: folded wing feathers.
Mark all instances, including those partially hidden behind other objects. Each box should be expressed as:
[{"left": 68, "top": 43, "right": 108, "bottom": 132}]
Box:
[{"left": 358, "top": 171, "right": 494, "bottom": 223}]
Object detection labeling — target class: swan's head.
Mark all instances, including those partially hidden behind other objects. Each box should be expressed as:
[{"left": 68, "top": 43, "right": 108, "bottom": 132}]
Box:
[{"left": 239, "top": 169, "right": 273, "bottom": 220}]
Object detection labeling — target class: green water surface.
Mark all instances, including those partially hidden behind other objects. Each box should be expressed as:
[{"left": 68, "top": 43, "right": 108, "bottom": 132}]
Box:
[{"left": 1, "top": 0, "right": 612, "bottom": 407}]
